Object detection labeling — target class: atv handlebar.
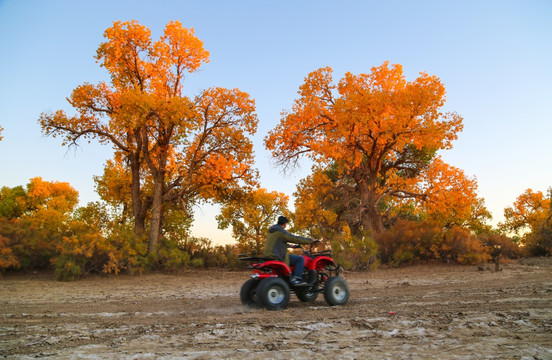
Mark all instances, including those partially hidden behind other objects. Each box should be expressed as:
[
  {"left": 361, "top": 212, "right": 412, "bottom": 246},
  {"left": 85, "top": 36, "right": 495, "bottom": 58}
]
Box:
[
  {"left": 290, "top": 239, "right": 319, "bottom": 250},
  {"left": 294, "top": 240, "right": 332, "bottom": 258},
  {"left": 310, "top": 239, "right": 321, "bottom": 251}
]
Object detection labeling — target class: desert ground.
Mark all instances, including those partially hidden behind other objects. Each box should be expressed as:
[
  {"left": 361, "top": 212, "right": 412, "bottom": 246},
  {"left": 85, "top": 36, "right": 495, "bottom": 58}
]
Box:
[{"left": 1, "top": 258, "right": 551, "bottom": 359}]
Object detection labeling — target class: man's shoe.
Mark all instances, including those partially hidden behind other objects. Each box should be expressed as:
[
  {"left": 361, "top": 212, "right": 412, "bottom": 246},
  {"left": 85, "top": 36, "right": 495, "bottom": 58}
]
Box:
[{"left": 291, "top": 277, "right": 307, "bottom": 286}]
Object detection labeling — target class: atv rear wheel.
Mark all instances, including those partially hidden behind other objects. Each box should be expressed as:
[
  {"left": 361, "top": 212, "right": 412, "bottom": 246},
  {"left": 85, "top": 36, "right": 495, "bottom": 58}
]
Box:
[
  {"left": 323, "top": 276, "right": 350, "bottom": 306},
  {"left": 295, "top": 287, "right": 319, "bottom": 302},
  {"left": 256, "top": 277, "right": 290, "bottom": 310},
  {"left": 240, "top": 278, "right": 260, "bottom": 308}
]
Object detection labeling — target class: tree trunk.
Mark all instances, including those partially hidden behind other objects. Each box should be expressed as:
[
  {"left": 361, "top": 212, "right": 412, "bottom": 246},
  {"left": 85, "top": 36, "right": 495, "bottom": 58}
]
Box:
[
  {"left": 355, "top": 176, "right": 383, "bottom": 234},
  {"left": 364, "top": 202, "right": 384, "bottom": 234},
  {"left": 359, "top": 184, "right": 384, "bottom": 234},
  {"left": 148, "top": 178, "right": 164, "bottom": 254},
  {"left": 494, "top": 254, "right": 501, "bottom": 272},
  {"left": 130, "top": 155, "right": 146, "bottom": 239}
]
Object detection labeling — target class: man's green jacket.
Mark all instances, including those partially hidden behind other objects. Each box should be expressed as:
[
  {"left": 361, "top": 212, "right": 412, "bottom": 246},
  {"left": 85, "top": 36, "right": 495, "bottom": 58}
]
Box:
[{"left": 263, "top": 224, "right": 312, "bottom": 266}]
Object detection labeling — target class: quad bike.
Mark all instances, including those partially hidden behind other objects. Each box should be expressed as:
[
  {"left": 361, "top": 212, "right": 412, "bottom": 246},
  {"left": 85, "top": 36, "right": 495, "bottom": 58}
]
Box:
[{"left": 238, "top": 243, "right": 350, "bottom": 310}]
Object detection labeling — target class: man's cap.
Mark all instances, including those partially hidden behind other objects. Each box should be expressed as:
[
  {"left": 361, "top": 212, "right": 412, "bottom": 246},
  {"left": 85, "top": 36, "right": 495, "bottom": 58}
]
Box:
[{"left": 277, "top": 216, "right": 289, "bottom": 225}]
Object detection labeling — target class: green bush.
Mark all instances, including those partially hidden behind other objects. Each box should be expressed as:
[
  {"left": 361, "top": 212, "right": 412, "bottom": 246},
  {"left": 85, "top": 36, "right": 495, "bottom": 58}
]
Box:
[
  {"left": 392, "top": 248, "right": 416, "bottom": 266},
  {"left": 54, "top": 255, "right": 83, "bottom": 281},
  {"left": 190, "top": 258, "right": 204, "bottom": 268},
  {"left": 156, "top": 238, "right": 190, "bottom": 271},
  {"left": 332, "top": 230, "right": 378, "bottom": 270}
]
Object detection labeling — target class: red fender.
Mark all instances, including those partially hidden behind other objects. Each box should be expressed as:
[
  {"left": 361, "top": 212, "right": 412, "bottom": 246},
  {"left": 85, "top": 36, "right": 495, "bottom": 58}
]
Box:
[
  {"left": 252, "top": 260, "right": 292, "bottom": 277},
  {"left": 306, "top": 256, "right": 335, "bottom": 271}
]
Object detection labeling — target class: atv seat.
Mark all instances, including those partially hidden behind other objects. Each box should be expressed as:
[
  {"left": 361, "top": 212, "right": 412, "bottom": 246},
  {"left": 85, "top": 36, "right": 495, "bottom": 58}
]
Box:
[{"left": 238, "top": 252, "right": 275, "bottom": 262}]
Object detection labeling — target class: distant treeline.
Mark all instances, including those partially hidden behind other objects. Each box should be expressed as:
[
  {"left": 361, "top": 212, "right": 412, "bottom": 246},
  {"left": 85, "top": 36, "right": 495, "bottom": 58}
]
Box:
[{"left": 1, "top": 178, "right": 549, "bottom": 281}]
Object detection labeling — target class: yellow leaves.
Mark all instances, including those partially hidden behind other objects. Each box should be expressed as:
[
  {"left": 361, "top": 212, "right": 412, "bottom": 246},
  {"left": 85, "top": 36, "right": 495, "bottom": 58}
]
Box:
[
  {"left": 151, "top": 21, "right": 210, "bottom": 96},
  {"left": 39, "top": 20, "right": 257, "bottom": 229},
  {"left": 204, "top": 153, "right": 239, "bottom": 180},
  {"left": 217, "top": 188, "right": 289, "bottom": 253},
  {"left": 293, "top": 167, "right": 341, "bottom": 237},
  {"left": 97, "top": 20, "right": 152, "bottom": 90},
  {"left": 0, "top": 125, "right": 4, "bottom": 141},
  {"left": 0, "top": 234, "right": 19, "bottom": 269},
  {"left": 27, "top": 177, "right": 79, "bottom": 214},
  {"left": 298, "top": 66, "right": 334, "bottom": 99},
  {"left": 0, "top": 179, "right": 83, "bottom": 273},
  {"left": 0, "top": 180, "right": 152, "bottom": 277},
  {"left": 95, "top": 159, "right": 133, "bottom": 206},
  {"left": 512, "top": 189, "right": 549, "bottom": 219},
  {"left": 69, "top": 82, "right": 111, "bottom": 115},
  {"left": 267, "top": 61, "right": 473, "bottom": 234},
  {"left": 166, "top": 85, "right": 259, "bottom": 199},
  {"left": 420, "top": 156, "right": 491, "bottom": 230},
  {"left": 159, "top": 21, "right": 210, "bottom": 72},
  {"left": 39, "top": 82, "right": 112, "bottom": 146},
  {"left": 96, "top": 19, "right": 209, "bottom": 95},
  {"left": 196, "top": 87, "right": 258, "bottom": 133},
  {"left": 366, "top": 61, "right": 406, "bottom": 92},
  {"left": 194, "top": 153, "right": 252, "bottom": 196},
  {"left": 501, "top": 188, "right": 550, "bottom": 235},
  {"left": 266, "top": 61, "right": 463, "bottom": 176},
  {"left": 500, "top": 189, "right": 551, "bottom": 256}
]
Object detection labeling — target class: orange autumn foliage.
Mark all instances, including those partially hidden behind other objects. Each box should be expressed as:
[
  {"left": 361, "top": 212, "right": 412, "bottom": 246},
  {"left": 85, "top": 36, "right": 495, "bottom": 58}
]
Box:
[
  {"left": 26, "top": 177, "right": 79, "bottom": 214},
  {"left": 501, "top": 189, "right": 550, "bottom": 235},
  {"left": 267, "top": 62, "right": 464, "bottom": 234},
  {"left": 39, "top": 20, "right": 258, "bottom": 254},
  {"left": 375, "top": 220, "right": 489, "bottom": 266},
  {"left": 0, "top": 179, "right": 152, "bottom": 279},
  {"left": 293, "top": 167, "right": 341, "bottom": 239},
  {"left": 501, "top": 188, "right": 552, "bottom": 255},
  {"left": 421, "top": 156, "right": 491, "bottom": 230},
  {"left": 0, "top": 178, "right": 80, "bottom": 272},
  {"left": 0, "top": 234, "right": 18, "bottom": 270},
  {"left": 217, "top": 188, "right": 290, "bottom": 253}
]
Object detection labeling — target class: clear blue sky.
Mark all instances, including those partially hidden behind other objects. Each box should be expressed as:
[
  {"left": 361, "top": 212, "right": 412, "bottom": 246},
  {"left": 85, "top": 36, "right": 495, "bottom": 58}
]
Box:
[{"left": 1, "top": 0, "right": 551, "bottom": 244}]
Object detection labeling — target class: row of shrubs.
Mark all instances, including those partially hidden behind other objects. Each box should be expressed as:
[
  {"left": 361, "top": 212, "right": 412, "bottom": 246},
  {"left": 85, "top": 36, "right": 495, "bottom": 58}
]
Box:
[
  {"left": 0, "top": 214, "right": 246, "bottom": 280},
  {"left": 330, "top": 220, "right": 522, "bottom": 271},
  {"left": 2, "top": 179, "right": 544, "bottom": 280},
  {"left": 2, "top": 215, "right": 526, "bottom": 281}
]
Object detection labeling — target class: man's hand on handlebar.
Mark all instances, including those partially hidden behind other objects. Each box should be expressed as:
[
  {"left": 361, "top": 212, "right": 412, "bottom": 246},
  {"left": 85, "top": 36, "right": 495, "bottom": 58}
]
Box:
[{"left": 290, "top": 240, "right": 320, "bottom": 249}]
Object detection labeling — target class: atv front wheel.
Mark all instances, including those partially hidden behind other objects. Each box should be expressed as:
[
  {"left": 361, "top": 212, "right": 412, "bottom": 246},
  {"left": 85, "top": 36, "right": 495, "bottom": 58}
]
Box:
[
  {"left": 256, "top": 277, "right": 290, "bottom": 310},
  {"left": 323, "top": 276, "right": 350, "bottom": 306},
  {"left": 240, "top": 278, "right": 260, "bottom": 308}
]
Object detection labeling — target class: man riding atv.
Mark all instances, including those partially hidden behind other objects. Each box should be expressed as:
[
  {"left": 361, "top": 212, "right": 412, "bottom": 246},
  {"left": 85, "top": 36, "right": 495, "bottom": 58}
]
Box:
[
  {"left": 239, "top": 216, "right": 349, "bottom": 310},
  {"left": 263, "top": 216, "right": 316, "bottom": 286}
]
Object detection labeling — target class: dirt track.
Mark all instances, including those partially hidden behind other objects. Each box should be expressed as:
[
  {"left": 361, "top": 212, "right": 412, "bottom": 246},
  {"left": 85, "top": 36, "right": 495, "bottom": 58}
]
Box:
[{"left": 1, "top": 259, "right": 551, "bottom": 359}]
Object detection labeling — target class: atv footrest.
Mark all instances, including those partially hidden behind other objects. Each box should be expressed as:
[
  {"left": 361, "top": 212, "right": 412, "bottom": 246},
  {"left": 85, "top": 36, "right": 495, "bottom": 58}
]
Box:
[{"left": 291, "top": 282, "right": 311, "bottom": 287}]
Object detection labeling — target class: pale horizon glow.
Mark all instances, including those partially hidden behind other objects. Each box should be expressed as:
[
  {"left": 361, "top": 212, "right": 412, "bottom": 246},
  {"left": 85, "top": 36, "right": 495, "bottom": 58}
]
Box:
[{"left": 0, "top": 1, "right": 551, "bottom": 245}]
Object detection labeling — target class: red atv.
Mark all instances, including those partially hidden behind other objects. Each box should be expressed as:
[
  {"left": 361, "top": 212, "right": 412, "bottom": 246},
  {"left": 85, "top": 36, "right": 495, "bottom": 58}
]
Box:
[{"left": 238, "top": 244, "right": 350, "bottom": 310}]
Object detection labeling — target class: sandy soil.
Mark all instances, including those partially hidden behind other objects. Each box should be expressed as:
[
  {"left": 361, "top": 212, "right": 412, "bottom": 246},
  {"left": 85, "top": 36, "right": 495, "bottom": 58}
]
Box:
[{"left": 1, "top": 258, "right": 551, "bottom": 359}]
